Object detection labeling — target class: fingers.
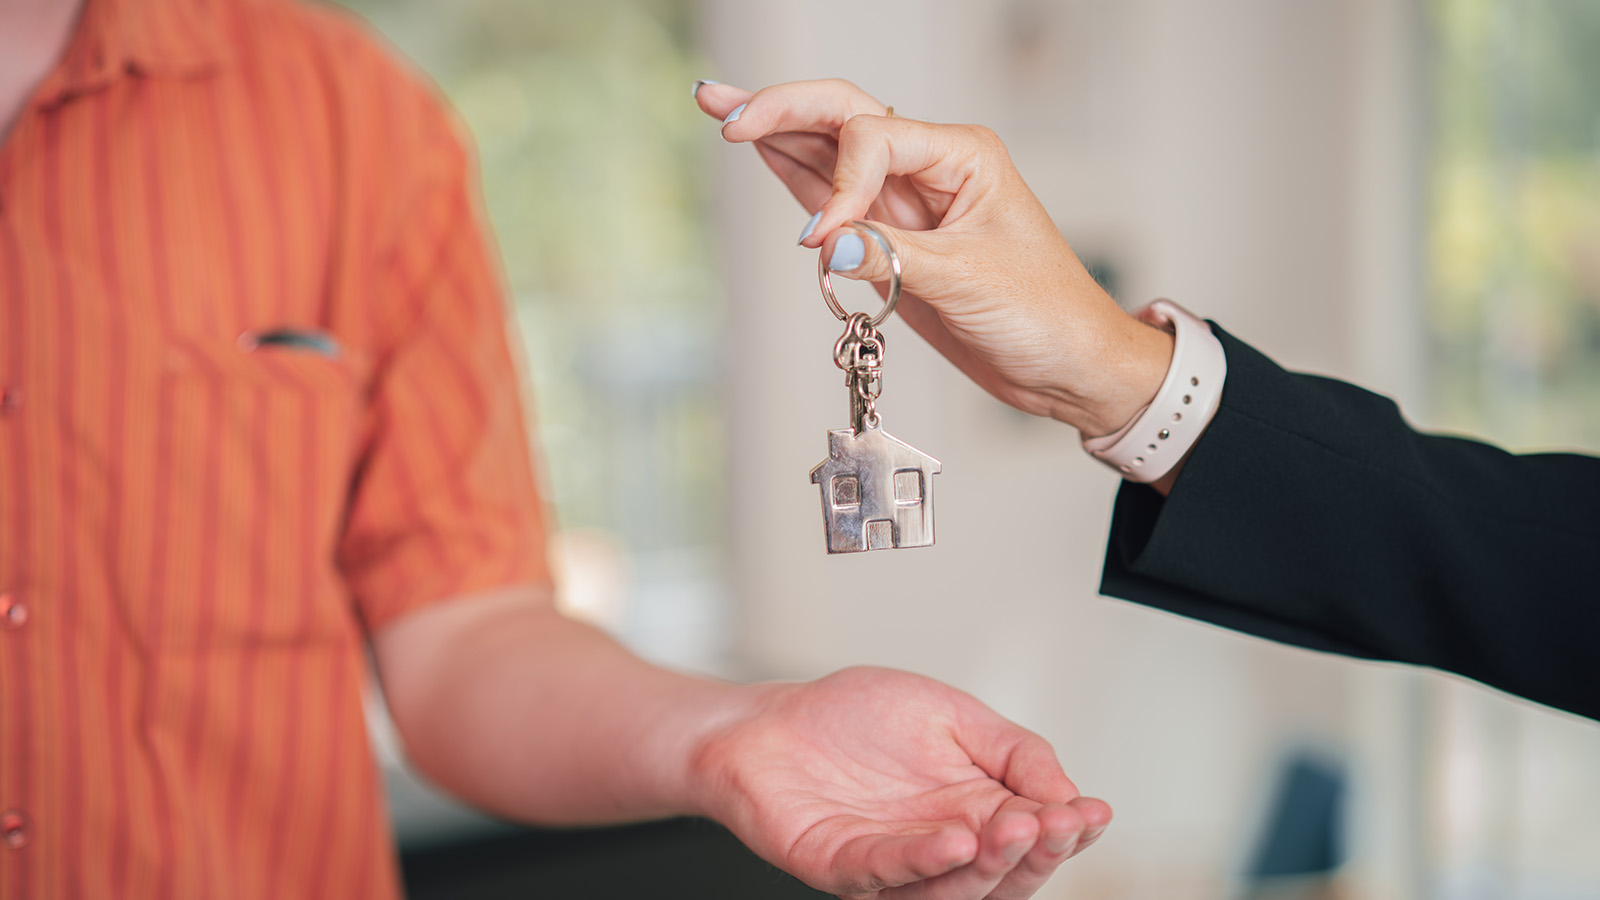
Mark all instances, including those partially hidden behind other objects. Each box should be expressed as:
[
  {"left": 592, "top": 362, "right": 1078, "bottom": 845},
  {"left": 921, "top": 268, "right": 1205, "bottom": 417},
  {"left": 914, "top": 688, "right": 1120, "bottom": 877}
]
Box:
[
  {"left": 753, "top": 141, "right": 833, "bottom": 214},
  {"left": 992, "top": 733, "right": 1080, "bottom": 807},
  {"left": 986, "top": 799, "right": 1110, "bottom": 900},
  {"left": 698, "top": 80, "right": 986, "bottom": 253},
  {"left": 827, "top": 824, "right": 980, "bottom": 896},
  {"left": 803, "top": 116, "right": 991, "bottom": 249},
  {"left": 820, "top": 221, "right": 927, "bottom": 286},
  {"left": 874, "top": 800, "right": 1110, "bottom": 900},
  {"left": 940, "top": 697, "right": 1080, "bottom": 808},
  {"left": 1035, "top": 802, "right": 1091, "bottom": 860},
  {"left": 694, "top": 80, "right": 858, "bottom": 182},
  {"left": 1065, "top": 796, "right": 1113, "bottom": 855},
  {"left": 886, "top": 807, "right": 1041, "bottom": 900},
  {"left": 755, "top": 130, "right": 846, "bottom": 193},
  {"left": 819, "top": 222, "right": 958, "bottom": 327},
  {"left": 716, "top": 78, "right": 888, "bottom": 143},
  {"left": 920, "top": 799, "right": 1110, "bottom": 900},
  {"left": 692, "top": 80, "right": 752, "bottom": 124},
  {"left": 696, "top": 80, "right": 848, "bottom": 216}
]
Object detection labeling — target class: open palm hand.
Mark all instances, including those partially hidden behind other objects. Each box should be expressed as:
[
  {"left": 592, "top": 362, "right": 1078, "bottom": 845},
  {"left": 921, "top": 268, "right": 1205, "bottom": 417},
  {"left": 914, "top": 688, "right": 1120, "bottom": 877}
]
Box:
[{"left": 692, "top": 667, "right": 1110, "bottom": 900}]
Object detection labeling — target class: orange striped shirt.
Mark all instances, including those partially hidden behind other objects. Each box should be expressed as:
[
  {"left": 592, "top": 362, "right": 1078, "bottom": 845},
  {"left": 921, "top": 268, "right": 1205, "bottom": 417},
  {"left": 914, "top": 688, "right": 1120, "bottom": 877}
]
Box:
[{"left": 0, "top": 0, "right": 551, "bottom": 896}]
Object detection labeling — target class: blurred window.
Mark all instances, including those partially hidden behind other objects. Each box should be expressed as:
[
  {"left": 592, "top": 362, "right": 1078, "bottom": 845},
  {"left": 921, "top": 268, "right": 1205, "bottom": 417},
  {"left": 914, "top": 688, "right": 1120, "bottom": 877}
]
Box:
[
  {"left": 1425, "top": 4, "right": 1600, "bottom": 893},
  {"left": 333, "top": 0, "right": 727, "bottom": 667},
  {"left": 1427, "top": 0, "right": 1600, "bottom": 450}
]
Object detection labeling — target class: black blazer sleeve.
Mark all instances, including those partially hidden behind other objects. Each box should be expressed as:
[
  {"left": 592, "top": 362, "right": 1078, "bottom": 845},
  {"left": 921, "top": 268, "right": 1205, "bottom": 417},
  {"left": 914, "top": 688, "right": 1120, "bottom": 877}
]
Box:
[{"left": 1100, "top": 325, "right": 1600, "bottom": 720}]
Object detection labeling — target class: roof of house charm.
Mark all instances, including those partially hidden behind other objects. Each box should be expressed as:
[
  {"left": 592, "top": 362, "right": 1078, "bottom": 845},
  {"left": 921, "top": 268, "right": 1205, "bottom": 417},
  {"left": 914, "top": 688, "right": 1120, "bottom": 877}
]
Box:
[{"left": 810, "top": 422, "right": 941, "bottom": 553}]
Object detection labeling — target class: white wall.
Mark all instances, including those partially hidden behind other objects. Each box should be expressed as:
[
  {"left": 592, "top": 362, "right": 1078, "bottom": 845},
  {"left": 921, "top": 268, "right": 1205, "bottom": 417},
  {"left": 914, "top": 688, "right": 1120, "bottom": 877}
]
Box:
[{"left": 699, "top": 1, "right": 1599, "bottom": 898}]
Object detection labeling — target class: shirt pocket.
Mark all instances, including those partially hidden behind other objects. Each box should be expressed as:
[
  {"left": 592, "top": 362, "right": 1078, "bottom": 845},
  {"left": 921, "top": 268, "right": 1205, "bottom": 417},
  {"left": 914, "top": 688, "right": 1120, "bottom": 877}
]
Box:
[{"left": 120, "top": 335, "right": 370, "bottom": 654}]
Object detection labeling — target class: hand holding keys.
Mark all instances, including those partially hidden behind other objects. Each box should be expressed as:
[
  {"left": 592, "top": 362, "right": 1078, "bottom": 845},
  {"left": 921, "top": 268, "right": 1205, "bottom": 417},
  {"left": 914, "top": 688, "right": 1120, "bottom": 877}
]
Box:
[{"left": 809, "top": 223, "right": 941, "bottom": 554}]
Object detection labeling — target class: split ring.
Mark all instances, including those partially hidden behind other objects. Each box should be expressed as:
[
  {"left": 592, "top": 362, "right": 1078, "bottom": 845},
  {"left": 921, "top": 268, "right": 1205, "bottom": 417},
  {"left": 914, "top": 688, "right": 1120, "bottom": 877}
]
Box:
[{"left": 818, "top": 221, "right": 902, "bottom": 328}]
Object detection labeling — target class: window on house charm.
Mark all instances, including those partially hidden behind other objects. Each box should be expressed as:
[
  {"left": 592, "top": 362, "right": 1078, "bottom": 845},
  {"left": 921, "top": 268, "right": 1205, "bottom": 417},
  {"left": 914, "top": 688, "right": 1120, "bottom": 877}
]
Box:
[
  {"left": 894, "top": 470, "right": 922, "bottom": 504},
  {"left": 832, "top": 475, "right": 861, "bottom": 508}
]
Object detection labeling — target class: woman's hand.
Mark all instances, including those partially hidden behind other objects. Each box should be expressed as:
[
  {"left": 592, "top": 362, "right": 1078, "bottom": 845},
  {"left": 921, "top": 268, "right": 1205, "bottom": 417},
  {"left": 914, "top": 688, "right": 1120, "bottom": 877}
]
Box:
[
  {"left": 689, "top": 667, "right": 1111, "bottom": 900},
  {"left": 695, "top": 79, "right": 1172, "bottom": 438}
]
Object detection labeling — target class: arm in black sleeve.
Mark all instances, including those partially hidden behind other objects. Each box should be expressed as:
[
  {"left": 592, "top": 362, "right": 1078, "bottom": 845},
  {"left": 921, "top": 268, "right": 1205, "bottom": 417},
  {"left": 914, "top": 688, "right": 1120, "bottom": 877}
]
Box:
[{"left": 1101, "top": 325, "right": 1600, "bottom": 720}]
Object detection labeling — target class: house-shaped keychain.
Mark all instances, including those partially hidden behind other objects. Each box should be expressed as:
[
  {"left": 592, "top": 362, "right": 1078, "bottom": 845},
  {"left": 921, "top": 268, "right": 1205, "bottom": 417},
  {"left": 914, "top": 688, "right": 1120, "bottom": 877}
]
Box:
[{"left": 810, "top": 422, "right": 941, "bottom": 553}]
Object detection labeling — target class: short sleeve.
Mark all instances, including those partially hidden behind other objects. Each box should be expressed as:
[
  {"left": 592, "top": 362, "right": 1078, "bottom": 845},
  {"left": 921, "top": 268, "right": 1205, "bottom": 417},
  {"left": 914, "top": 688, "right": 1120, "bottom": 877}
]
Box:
[{"left": 335, "top": 87, "right": 552, "bottom": 633}]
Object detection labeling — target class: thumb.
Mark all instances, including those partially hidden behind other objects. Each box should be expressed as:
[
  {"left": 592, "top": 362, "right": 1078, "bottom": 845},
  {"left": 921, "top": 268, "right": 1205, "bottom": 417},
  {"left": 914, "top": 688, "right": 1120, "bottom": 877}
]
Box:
[{"left": 821, "top": 220, "right": 947, "bottom": 300}]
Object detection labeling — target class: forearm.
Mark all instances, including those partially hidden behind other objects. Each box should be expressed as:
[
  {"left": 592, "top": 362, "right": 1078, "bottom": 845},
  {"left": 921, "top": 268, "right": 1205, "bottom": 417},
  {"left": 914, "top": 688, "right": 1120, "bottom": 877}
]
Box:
[
  {"left": 373, "top": 586, "right": 754, "bottom": 825},
  {"left": 375, "top": 584, "right": 1114, "bottom": 895},
  {"left": 1102, "top": 327, "right": 1600, "bottom": 718}
]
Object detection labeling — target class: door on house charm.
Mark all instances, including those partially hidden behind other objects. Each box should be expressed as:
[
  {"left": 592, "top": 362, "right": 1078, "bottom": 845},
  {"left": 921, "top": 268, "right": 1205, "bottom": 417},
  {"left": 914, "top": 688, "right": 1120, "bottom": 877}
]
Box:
[{"left": 865, "top": 519, "right": 894, "bottom": 550}]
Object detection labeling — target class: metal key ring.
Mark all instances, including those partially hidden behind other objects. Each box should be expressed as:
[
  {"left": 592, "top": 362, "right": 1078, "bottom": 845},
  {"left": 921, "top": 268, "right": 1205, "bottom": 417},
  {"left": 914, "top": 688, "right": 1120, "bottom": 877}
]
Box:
[{"left": 818, "top": 221, "right": 902, "bottom": 328}]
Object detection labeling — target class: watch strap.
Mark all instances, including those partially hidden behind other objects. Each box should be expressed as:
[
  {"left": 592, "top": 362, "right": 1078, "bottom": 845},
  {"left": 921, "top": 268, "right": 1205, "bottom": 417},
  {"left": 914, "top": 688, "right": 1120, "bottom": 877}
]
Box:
[{"left": 1082, "top": 299, "right": 1227, "bottom": 483}]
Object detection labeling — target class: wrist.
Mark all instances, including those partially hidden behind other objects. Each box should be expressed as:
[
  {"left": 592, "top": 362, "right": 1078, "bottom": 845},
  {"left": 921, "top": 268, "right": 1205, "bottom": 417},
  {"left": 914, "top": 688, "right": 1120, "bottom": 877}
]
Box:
[
  {"left": 1046, "top": 314, "right": 1174, "bottom": 437},
  {"left": 1080, "top": 300, "right": 1227, "bottom": 482},
  {"left": 624, "top": 676, "right": 756, "bottom": 820},
  {"left": 674, "top": 681, "right": 790, "bottom": 823}
]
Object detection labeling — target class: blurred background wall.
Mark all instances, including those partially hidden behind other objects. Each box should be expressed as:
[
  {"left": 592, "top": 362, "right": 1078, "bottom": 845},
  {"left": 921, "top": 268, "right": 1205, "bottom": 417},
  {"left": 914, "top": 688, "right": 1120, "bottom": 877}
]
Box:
[{"left": 339, "top": 0, "right": 1600, "bottom": 897}]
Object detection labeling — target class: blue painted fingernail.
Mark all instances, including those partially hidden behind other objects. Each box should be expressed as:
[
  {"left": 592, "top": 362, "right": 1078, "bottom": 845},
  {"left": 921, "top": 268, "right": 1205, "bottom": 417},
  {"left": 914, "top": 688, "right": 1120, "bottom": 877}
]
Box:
[
  {"left": 798, "top": 211, "right": 823, "bottom": 244},
  {"left": 722, "top": 103, "right": 746, "bottom": 125},
  {"left": 828, "top": 233, "right": 865, "bottom": 271},
  {"left": 692, "top": 79, "right": 719, "bottom": 99}
]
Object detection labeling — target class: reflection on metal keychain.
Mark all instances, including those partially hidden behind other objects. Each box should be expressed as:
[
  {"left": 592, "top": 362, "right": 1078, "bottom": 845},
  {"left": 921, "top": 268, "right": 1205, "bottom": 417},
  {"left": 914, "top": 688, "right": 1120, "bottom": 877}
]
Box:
[{"left": 809, "top": 222, "right": 941, "bottom": 554}]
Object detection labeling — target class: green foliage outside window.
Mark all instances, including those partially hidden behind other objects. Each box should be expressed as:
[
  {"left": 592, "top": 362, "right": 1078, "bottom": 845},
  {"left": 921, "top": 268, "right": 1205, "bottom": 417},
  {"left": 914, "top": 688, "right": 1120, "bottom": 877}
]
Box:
[
  {"left": 1428, "top": 0, "right": 1600, "bottom": 451},
  {"left": 331, "top": 0, "right": 724, "bottom": 555}
]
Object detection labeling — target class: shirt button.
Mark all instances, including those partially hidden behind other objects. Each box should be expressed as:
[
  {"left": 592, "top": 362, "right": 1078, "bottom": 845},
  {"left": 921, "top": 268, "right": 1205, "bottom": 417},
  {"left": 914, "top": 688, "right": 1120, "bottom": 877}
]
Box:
[
  {"left": 1, "top": 810, "right": 27, "bottom": 849},
  {"left": 1, "top": 593, "right": 26, "bottom": 630}
]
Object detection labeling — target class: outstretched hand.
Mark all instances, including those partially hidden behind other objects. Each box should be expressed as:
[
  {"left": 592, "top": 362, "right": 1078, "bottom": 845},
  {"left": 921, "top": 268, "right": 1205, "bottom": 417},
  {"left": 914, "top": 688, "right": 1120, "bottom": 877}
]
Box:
[
  {"left": 695, "top": 79, "right": 1171, "bottom": 439},
  {"left": 691, "top": 667, "right": 1111, "bottom": 900}
]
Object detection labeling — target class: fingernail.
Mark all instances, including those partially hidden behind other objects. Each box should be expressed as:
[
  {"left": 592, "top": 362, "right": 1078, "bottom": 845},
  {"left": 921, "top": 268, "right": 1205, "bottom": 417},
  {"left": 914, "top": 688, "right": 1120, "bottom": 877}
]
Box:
[
  {"left": 1044, "top": 834, "right": 1075, "bottom": 855},
  {"left": 798, "top": 211, "right": 823, "bottom": 244},
  {"left": 828, "top": 233, "right": 865, "bottom": 271},
  {"left": 1002, "top": 841, "right": 1028, "bottom": 864},
  {"left": 722, "top": 103, "right": 746, "bottom": 125},
  {"left": 692, "top": 79, "right": 719, "bottom": 99},
  {"left": 1082, "top": 826, "right": 1106, "bottom": 845}
]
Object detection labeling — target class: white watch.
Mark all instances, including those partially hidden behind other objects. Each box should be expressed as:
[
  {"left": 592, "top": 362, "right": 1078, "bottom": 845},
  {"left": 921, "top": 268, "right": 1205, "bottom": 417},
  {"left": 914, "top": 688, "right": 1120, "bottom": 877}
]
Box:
[{"left": 1081, "top": 300, "right": 1227, "bottom": 483}]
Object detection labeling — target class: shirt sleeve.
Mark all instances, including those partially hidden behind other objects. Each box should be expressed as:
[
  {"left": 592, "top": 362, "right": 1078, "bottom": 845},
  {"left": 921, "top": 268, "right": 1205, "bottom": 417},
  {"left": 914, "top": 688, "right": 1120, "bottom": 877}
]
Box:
[
  {"left": 334, "top": 81, "right": 552, "bottom": 633},
  {"left": 1100, "top": 325, "right": 1600, "bottom": 720}
]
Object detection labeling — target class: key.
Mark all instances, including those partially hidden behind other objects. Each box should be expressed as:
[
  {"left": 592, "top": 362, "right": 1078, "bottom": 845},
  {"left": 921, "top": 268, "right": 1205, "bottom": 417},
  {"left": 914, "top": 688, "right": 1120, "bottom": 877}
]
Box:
[{"left": 808, "top": 225, "right": 941, "bottom": 554}]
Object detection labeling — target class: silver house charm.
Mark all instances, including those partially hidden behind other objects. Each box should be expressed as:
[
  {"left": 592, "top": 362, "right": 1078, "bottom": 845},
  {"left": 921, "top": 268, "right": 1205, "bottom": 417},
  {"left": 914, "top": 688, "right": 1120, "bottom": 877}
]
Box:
[
  {"left": 809, "top": 222, "right": 941, "bottom": 554},
  {"left": 811, "top": 422, "right": 941, "bottom": 553}
]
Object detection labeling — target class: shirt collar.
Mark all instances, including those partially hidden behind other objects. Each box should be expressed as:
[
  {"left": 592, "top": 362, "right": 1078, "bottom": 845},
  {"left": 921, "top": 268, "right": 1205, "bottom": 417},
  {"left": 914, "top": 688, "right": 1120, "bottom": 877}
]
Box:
[{"left": 38, "top": 0, "right": 233, "bottom": 108}]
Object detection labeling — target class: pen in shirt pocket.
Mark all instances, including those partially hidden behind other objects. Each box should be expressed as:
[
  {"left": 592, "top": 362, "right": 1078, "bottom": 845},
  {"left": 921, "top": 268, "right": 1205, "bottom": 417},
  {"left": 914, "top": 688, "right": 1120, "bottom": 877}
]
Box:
[{"left": 238, "top": 328, "right": 342, "bottom": 358}]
